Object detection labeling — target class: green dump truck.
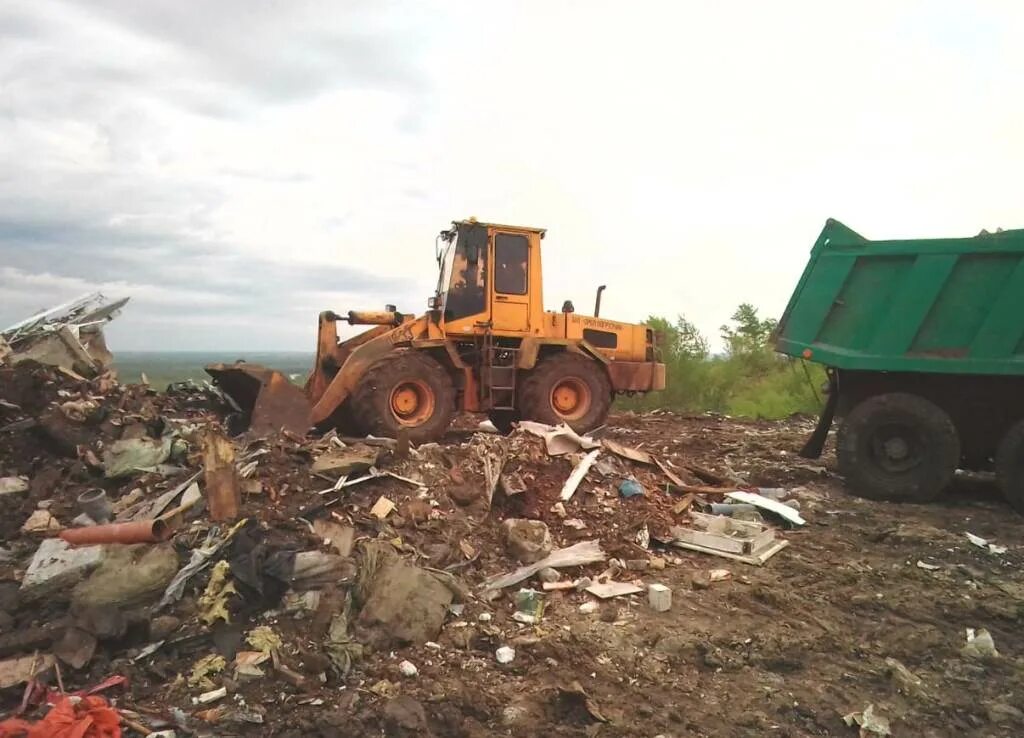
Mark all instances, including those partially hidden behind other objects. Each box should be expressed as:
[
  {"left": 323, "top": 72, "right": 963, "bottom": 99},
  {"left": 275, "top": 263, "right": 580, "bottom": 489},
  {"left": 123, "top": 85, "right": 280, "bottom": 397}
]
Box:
[{"left": 776, "top": 219, "right": 1024, "bottom": 512}]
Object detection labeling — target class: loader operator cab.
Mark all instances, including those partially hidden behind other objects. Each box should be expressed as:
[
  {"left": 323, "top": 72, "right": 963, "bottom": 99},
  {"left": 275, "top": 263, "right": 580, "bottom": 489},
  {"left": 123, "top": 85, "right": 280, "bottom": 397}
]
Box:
[{"left": 434, "top": 220, "right": 537, "bottom": 334}]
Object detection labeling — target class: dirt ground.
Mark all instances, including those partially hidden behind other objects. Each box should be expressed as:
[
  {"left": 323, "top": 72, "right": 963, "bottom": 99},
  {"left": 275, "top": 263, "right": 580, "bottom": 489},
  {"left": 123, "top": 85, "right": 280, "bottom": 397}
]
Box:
[{"left": 1, "top": 363, "right": 1023, "bottom": 737}]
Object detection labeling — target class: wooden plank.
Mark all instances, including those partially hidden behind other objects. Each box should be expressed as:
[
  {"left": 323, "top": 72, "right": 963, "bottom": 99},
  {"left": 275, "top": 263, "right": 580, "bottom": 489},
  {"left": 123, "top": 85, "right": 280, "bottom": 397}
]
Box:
[{"left": 672, "top": 527, "right": 750, "bottom": 554}]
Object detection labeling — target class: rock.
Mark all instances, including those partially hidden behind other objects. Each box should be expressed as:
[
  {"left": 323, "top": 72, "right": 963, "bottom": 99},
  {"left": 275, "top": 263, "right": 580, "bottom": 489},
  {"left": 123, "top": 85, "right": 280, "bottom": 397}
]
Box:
[
  {"left": 150, "top": 615, "right": 183, "bottom": 641},
  {"left": 356, "top": 558, "right": 453, "bottom": 647},
  {"left": 449, "top": 484, "right": 481, "bottom": 506},
  {"left": 502, "top": 705, "right": 528, "bottom": 725},
  {"left": 962, "top": 628, "right": 999, "bottom": 661},
  {"left": 21, "top": 509, "right": 60, "bottom": 533},
  {"left": 501, "top": 518, "right": 553, "bottom": 564},
  {"left": 691, "top": 571, "right": 711, "bottom": 590},
  {"left": 20, "top": 538, "right": 106, "bottom": 600},
  {"left": 885, "top": 657, "right": 925, "bottom": 698},
  {"left": 72, "top": 543, "right": 178, "bottom": 609},
  {"left": 75, "top": 605, "right": 127, "bottom": 640},
  {"left": 986, "top": 702, "right": 1024, "bottom": 724},
  {"left": 495, "top": 646, "right": 515, "bottom": 664},
  {"left": 54, "top": 626, "right": 98, "bottom": 669},
  {"left": 398, "top": 660, "right": 418, "bottom": 677},
  {"left": 537, "top": 567, "right": 561, "bottom": 584},
  {"left": 0, "top": 477, "right": 28, "bottom": 500},
  {"left": 383, "top": 695, "right": 427, "bottom": 734}
]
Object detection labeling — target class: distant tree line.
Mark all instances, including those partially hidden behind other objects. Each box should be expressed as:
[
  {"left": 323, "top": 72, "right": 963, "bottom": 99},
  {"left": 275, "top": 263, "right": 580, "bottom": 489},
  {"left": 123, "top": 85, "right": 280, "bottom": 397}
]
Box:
[{"left": 624, "top": 304, "right": 825, "bottom": 419}]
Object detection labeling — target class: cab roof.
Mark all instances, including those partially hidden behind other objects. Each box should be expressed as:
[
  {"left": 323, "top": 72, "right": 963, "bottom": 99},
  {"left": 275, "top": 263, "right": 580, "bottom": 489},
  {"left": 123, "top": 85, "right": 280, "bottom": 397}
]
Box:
[{"left": 451, "top": 219, "right": 546, "bottom": 237}]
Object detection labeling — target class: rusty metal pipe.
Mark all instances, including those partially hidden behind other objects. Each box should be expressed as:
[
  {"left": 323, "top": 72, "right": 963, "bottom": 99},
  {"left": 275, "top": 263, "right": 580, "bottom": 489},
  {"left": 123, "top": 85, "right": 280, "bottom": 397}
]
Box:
[{"left": 60, "top": 519, "right": 172, "bottom": 546}]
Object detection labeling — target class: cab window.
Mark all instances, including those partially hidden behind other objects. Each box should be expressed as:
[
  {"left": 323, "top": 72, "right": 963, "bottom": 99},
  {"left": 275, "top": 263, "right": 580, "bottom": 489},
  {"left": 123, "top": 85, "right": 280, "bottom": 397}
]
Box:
[{"left": 494, "top": 233, "right": 528, "bottom": 295}]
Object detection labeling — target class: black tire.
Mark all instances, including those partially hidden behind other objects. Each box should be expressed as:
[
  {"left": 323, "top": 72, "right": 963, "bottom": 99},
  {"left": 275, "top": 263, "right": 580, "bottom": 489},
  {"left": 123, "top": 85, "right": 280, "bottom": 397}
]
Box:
[
  {"left": 996, "top": 419, "right": 1024, "bottom": 515},
  {"left": 519, "top": 352, "right": 612, "bottom": 433},
  {"left": 348, "top": 352, "right": 455, "bottom": 443},
  {"left": 837, "top": 392, "right": 960, "bottom": 502}
]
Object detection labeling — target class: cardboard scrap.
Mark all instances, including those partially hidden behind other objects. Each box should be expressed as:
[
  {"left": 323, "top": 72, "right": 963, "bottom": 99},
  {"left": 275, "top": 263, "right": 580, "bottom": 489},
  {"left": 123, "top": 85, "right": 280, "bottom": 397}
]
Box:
[
  {"left": 585, "top": 581, "right": 644, "bottom": 599},
  {"left": 370, "top": 496, "right": 396, "bottom": 520}
]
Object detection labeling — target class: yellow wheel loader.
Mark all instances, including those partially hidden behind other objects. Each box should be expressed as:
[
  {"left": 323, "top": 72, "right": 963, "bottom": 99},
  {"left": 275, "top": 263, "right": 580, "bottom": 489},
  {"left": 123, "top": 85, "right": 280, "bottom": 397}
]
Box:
[{"left": 207, "top": 219, "right": 666, "bottom": 441}]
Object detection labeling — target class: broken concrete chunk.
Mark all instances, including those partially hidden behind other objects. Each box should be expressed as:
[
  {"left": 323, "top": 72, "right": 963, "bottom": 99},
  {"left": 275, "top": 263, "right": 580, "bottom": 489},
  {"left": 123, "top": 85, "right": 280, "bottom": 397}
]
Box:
[
  {"left": 21, "top": 508, "right": 60, "bottom": 533},
  {"left": 21, "top": 537, "right": 106, "bottom": 599},
  {"left": 312, "top": 445, "right": 380, "bottom": 475},
  {"left": 501, "top": 518, "right": 553, "bottom": 564},
  {"left": 54, "top": 626, "right": 98, "bottom": 669},
  {"left": 72, "top": 543, "right": 178, "bottom": 610},
  {"left": 0, "top": 476, "right": 29, "bottom": 499},
  {"left": 356, "top": 558, "right": 453, "bottom": 647}
]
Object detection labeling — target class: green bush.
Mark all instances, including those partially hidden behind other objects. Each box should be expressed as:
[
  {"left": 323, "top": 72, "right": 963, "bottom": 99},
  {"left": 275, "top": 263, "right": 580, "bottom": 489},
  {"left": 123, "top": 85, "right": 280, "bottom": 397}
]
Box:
[{"left": 620, "top": 307, "right": 826, "bottom": 420}]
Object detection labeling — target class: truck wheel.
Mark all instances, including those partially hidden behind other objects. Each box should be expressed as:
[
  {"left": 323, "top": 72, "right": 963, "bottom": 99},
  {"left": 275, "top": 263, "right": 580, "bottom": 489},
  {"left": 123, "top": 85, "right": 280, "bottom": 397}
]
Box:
[
  {"left": 837, "top": 393, "right": 959, "bottom": 502},
  {"left": 995, "top": 420, "right": 1024, "bottom": 515},
  {"left": 519, "top": 352, "right": 612, "bottom": 433},
  {"left": 348, "top": 353, "right": 455, "bottom": 443}
]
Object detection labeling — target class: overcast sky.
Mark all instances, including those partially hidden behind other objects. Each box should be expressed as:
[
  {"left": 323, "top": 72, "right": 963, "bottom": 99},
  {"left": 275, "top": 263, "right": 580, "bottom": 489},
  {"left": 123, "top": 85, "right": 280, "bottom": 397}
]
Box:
[{"left": 2, "top": 1, "right": 1022, "bottom": 352}]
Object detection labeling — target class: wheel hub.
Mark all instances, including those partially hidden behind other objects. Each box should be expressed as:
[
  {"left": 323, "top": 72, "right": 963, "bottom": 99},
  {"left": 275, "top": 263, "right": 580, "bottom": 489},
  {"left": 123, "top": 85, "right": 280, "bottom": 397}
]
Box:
[
  {"left": 389, "top": 380, "right": 435, "bottom": 426},
  {"left": 549, "top": 377, "right": 591, "bottom": 421},
  {"left": 870, "top": 424, "right": 921, "bottom": 473}
]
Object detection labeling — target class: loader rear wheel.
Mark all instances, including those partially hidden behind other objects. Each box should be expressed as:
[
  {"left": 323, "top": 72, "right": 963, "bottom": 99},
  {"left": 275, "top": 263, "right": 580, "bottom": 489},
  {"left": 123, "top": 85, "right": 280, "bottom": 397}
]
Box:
[
  {"left": 519, "top": 352, "right": 612, "bottom": 433},
  {"left": 995, "top": 420, "right": 1024, "bottom": 515},
  {"left": 348, "top": 353, "right": 455, "bottom": 443},
  {"left": 837, "top": 392, "right": 959, "bottom": 502}
]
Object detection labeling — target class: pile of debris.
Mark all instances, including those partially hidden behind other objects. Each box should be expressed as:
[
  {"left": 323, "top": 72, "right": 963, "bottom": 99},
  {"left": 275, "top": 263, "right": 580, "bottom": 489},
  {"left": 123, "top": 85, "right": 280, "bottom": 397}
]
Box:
[
  {"left": 1, "top": 292, "right": 129, "bottom": 380},
  {"left": 0, "top": 363, "right": 818, "bottom": 736}
]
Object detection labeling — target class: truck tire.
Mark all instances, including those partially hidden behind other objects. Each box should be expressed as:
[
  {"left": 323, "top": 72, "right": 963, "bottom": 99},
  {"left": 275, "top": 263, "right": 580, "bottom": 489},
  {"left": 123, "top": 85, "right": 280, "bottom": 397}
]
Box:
[
  {"left": 995, "top": 420, "right": 1024, "bottom": 515},
  {"left": 837, "top": 392, "right": 959, "bottom": 502},
  {"left": 348, "top": 352, "right": 455, "bottom": 443},
  {"left": 519, "top": 352, "right": 612, "bottom": 433}
]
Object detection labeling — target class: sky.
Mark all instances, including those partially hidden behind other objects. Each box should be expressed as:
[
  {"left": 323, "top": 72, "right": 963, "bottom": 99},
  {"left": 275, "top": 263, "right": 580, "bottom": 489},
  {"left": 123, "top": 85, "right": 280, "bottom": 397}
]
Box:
[{"left": 2, "top": 0, "right": 1023, "bottom": 352}]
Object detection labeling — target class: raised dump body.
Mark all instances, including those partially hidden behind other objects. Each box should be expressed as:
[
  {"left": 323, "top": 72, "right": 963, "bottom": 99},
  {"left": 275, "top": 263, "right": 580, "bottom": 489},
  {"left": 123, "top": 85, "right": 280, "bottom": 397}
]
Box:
[
  {"left": 776, "top": 219, "right": 1024, "bottom": 513},
  {"left": 776, "top": 219, "right": 1024, "bottom": 374}
]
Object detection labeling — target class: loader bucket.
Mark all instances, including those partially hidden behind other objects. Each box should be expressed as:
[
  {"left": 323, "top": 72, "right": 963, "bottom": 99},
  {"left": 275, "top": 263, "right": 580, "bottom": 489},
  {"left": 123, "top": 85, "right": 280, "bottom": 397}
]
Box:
[{"left": 205, "top": 362, "right": 312, "bottom": 437}]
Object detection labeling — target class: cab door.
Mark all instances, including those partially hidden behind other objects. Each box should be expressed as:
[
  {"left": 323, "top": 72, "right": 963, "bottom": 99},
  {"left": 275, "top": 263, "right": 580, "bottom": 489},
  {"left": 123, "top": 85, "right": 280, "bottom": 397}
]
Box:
[{"left": 490, "top": 231, "right": 531, "bottom": 334}]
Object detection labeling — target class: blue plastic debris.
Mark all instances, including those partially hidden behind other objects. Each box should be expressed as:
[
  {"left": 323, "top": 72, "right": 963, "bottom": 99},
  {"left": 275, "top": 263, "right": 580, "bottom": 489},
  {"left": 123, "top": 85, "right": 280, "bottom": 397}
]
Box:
[{"left": 618, "top": 478, "right": 644, "bottom": 499}]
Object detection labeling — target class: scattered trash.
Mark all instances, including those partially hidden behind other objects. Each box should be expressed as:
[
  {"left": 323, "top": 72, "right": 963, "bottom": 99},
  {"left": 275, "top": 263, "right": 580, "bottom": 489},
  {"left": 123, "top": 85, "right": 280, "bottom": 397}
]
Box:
[
  {"left": 578, "top": 601, "right": 599, "bottom": 614},
  {"left": 965, "top": 532, "right": 1007, "bottom": 555},
  {"left": 312, "top": 518, "right": 355, "bottom": 557},
  {"left": 916, "top": 560, "right": 941, "bottom": 571},
  {"left": 842, "top": 704, "right": 891, "bottom": 736},
  {"left": 483, "top": 540, "right": 607, "bottom": 591},
  {"left": 514, "top": 588, "right": 545, "bottom": 623},
  {"left": 0, "top": 695, "right": 121, "bottom": 738},
  {"left": 520, "top": 422, "right": 600, "bottom": 455},
  {"left": 495, "top": 646, "right": 516, "bottom": 664},
  {"left": 647, "top": 583, "right": 672, "bottom": 612},
  {"left": 188, "top": 654, "right": 227, "bottom": 689},
  {"left": 585, "top": 581, "right": 644, "bottom": 599},
  {"left": 60, "top": 518, "right": 173, "bottom": 545},
  {"left": 560, "top": 449, "right": 600, "bottom": 501},
  {"left": 671, "top": 512, "right": 788, "bottom": 565},
  {"left": 194, "top": 686, "right": 228, "bottom": 705},
  {"left": 0, "top": 476, "right": 29, "bottom": 498},
  {"left": 312, "top": 445, "right": 380, "bottom": 475},
  {"left": 103, "top": 436, "right": 175, "bottom": 479},
  {"left": 198, "top": 560, "right": 237, "bottom": 625},
  {"left": 618, "top": 478, "right": 644, "bottom": 498},
  {"left": 204, "top": 429, "right": 241, "bottom": 522},
  {"left": 501, "top": 519, "right": 553, "bottom": 564},
  {"left": 398, "top": 660, "right": 418, "bottom": 677},
  {"left": 0, "top": 653, "right": 57, "bottom": 689},
  {"left": 962, "top": 627, "right": 999, "bottom": 660},
  {"left": 725, "top": 490, "right": 806, "bottom": 526},
  {"left": 708, "top": 569, "right": 732, "bottom": 582},
  {"left": 370, "top": 496, "right": 396, "bottom": 520}
]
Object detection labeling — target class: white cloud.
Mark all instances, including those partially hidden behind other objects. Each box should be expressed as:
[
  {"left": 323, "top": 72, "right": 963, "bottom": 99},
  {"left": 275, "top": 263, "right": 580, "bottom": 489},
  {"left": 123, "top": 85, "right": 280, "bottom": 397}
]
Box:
[{"left": 2, "top": 0, "right": 1023, "bottom": 352}]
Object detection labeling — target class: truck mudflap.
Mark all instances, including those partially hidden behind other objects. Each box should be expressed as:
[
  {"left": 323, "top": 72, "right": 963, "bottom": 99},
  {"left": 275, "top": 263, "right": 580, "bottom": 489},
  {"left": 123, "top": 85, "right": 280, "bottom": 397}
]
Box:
[{"left": 205, "top": 363, "right": 312, "bottom": 437}]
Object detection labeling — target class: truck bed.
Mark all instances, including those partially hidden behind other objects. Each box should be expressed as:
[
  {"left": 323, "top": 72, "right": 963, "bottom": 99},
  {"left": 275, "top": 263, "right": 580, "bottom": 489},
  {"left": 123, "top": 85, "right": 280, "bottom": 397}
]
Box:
[{"left": 775, "top": 219, "right": 1024, "bottom": 375}]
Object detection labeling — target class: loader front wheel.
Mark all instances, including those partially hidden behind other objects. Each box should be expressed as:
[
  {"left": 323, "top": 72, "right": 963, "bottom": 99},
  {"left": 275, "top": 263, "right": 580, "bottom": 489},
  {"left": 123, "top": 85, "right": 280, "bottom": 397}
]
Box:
[
  {"left": 519, "top": 352, "right": 612, "bottom": 433},
  {"left": 837, "top": 392, "right": 959, "bottom": 503},
  {"left": 349, "top": 353, "right": 455, "bottom": 443},
  {"left": 995, "top": 419, "right": 1024, "bottom": 515}
]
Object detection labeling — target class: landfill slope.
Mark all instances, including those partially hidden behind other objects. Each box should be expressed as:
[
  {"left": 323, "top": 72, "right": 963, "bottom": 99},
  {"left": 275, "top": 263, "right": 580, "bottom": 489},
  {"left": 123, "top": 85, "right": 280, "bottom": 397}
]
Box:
[{"left": 0, "top": 362, "right": 1023, "bottom": 737}]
